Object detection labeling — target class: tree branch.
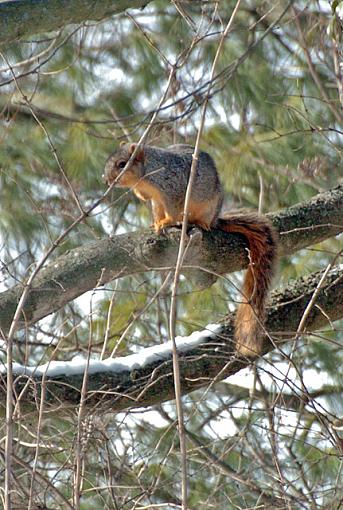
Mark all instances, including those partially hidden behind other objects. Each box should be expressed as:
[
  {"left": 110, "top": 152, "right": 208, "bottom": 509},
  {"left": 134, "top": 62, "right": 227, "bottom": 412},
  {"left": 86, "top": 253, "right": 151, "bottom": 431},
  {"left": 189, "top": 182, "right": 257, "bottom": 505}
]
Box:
[
  {"left": 0, "top": 0, "right": 151, "bottom": 45},
  {"left": 0, "top": 265, "right": 342, "bottom": 413},
  {"left": 0, "top": 185, "right": 342, "bottom": 335}
]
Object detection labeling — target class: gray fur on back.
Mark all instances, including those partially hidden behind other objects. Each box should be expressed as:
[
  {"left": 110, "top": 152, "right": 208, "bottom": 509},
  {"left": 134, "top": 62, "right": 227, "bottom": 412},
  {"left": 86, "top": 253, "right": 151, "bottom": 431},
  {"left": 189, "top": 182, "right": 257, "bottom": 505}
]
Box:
[{"left": 143, "top": 146, "right": 223, "bottom": 208}]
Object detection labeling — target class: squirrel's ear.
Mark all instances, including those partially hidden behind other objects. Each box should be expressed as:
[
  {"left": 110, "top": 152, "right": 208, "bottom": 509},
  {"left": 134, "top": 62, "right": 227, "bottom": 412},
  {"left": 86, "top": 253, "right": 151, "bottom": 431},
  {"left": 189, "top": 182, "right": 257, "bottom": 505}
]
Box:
[{"left": 129, "top": 143, "right": 145, "bottom": 163}]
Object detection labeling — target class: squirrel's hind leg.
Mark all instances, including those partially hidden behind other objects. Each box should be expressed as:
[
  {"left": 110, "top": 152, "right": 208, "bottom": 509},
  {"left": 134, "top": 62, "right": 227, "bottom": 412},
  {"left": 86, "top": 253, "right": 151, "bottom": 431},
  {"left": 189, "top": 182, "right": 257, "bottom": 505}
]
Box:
[
  {"left": 188, "top": 197, "right": 221, "bottom": 230},
  {"left": 152, "top": 196, "right": 220, "bottom": 233}
]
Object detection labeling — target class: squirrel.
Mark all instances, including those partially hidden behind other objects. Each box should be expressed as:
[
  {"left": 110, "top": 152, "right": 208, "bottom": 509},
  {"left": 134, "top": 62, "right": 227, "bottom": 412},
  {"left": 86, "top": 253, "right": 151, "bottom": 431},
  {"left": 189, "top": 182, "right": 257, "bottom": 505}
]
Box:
[{"left": 103, "top": 142, "right": 278, "bottom": 357}]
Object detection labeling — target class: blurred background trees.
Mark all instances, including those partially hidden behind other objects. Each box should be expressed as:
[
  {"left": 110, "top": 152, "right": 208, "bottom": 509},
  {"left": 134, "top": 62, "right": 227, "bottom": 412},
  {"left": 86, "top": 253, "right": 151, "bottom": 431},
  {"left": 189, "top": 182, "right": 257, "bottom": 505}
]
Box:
[{"left": 0, "top": 1, "right": 342, "bottom": 508}]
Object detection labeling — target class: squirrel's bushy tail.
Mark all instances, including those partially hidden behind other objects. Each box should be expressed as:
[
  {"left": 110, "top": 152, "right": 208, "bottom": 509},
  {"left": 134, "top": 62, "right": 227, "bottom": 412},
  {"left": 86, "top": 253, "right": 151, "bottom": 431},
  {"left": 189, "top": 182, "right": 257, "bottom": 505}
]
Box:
[{"left": 217, "top": 211, "right": 278, "bottom": 356}]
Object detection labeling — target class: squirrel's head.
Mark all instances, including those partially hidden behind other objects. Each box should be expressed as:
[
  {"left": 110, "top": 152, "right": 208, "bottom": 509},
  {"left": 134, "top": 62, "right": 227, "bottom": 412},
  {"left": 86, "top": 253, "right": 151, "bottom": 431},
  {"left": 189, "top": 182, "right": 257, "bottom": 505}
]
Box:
[{"left": 103, "top": 142, "right": 145, "bottom": 187}]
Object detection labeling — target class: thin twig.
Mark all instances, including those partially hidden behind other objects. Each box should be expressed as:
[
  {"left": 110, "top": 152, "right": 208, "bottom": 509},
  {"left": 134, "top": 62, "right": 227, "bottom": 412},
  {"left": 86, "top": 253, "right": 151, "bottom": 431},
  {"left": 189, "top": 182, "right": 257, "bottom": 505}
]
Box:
[
  {"left": 0, "top": 32, "right": 61, "bottom": 73},
  {"left": 73, "top": 293, "right": 95, "bottom": 508},
  {"left": 168, "top": 2, "right": 243, "bottom": 508},
  {"left": 110, "top": 272, "right": 172, "bottom": 358},
  {"left": 293, "top": 6, "right": 343, "bottom": 124}
]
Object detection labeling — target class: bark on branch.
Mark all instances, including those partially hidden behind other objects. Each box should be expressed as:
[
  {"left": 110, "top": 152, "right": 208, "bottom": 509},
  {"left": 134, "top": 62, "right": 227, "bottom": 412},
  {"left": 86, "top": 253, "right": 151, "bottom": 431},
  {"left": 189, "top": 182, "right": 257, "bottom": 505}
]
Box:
[
  {"left": 0, "top": 0, "right": 151, "bottom": 45},
  {"left": 0, "top": 265, "right": 342, "bottom": 413},
  {"left": 0, "top": 185, "right": 342, "bottom": 335}
]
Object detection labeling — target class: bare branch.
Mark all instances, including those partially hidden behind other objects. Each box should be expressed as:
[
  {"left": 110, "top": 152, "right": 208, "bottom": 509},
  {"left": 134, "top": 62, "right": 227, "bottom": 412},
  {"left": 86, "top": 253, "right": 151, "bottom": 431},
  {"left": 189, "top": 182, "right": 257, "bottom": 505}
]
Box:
[
  {"left": 0, "top": 0, "right": 151, "bottom": 45},
  {"left": 0, "top": 184, "right": 342, "bottom": 335}
]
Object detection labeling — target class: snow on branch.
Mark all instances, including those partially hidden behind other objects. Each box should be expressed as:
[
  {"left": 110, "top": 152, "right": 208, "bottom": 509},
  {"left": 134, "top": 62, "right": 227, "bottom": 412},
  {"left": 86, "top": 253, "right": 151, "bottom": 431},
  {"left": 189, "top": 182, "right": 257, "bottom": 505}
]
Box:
[
  {"left": 0, "top": 265, "right": 342, "bottom": 413},
  {"left": 1, "top": 324, "right": 221, "bottom": 378}
]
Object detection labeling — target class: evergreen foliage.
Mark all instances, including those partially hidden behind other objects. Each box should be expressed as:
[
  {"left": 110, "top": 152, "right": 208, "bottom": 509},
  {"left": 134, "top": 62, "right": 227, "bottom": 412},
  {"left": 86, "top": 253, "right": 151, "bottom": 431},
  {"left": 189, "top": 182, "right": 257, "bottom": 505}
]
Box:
[{"left": 0, "top": 1, "right": 342, "bottom": 508}]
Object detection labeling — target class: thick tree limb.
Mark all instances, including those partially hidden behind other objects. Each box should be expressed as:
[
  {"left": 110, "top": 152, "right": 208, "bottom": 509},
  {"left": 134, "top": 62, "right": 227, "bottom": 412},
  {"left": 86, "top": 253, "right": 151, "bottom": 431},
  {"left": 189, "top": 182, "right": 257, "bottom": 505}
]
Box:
[
  {"left": 0, "top": 265, "right": 342, "bottom": 413},
  {"left": 0, "top": 185, "right": 342, "bottom": 335},
  {"left": 0, "top": 0, "right": 151, "bottom": 45}
]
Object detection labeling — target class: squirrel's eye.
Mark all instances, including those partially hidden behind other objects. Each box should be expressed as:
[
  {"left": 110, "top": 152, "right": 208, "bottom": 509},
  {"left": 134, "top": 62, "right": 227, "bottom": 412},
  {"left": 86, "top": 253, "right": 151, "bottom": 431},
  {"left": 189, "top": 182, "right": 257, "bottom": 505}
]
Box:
[{"left": 118, "top": 161, "right": 126, "bottom": 169}]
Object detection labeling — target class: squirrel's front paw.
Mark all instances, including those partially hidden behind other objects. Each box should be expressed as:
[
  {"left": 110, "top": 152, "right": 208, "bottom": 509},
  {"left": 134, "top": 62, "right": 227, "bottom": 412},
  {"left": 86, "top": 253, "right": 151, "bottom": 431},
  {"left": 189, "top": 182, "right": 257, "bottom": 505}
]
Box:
[{"left": 154, "top": 218, "right": 180, "bottom": 233}]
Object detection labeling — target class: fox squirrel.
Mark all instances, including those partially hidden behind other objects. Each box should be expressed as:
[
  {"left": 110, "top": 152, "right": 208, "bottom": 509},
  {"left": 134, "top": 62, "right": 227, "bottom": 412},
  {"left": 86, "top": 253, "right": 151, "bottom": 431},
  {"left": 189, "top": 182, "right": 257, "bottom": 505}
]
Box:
[{"left": 103, "top": 142, "right": 278, "bottom": 357}]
